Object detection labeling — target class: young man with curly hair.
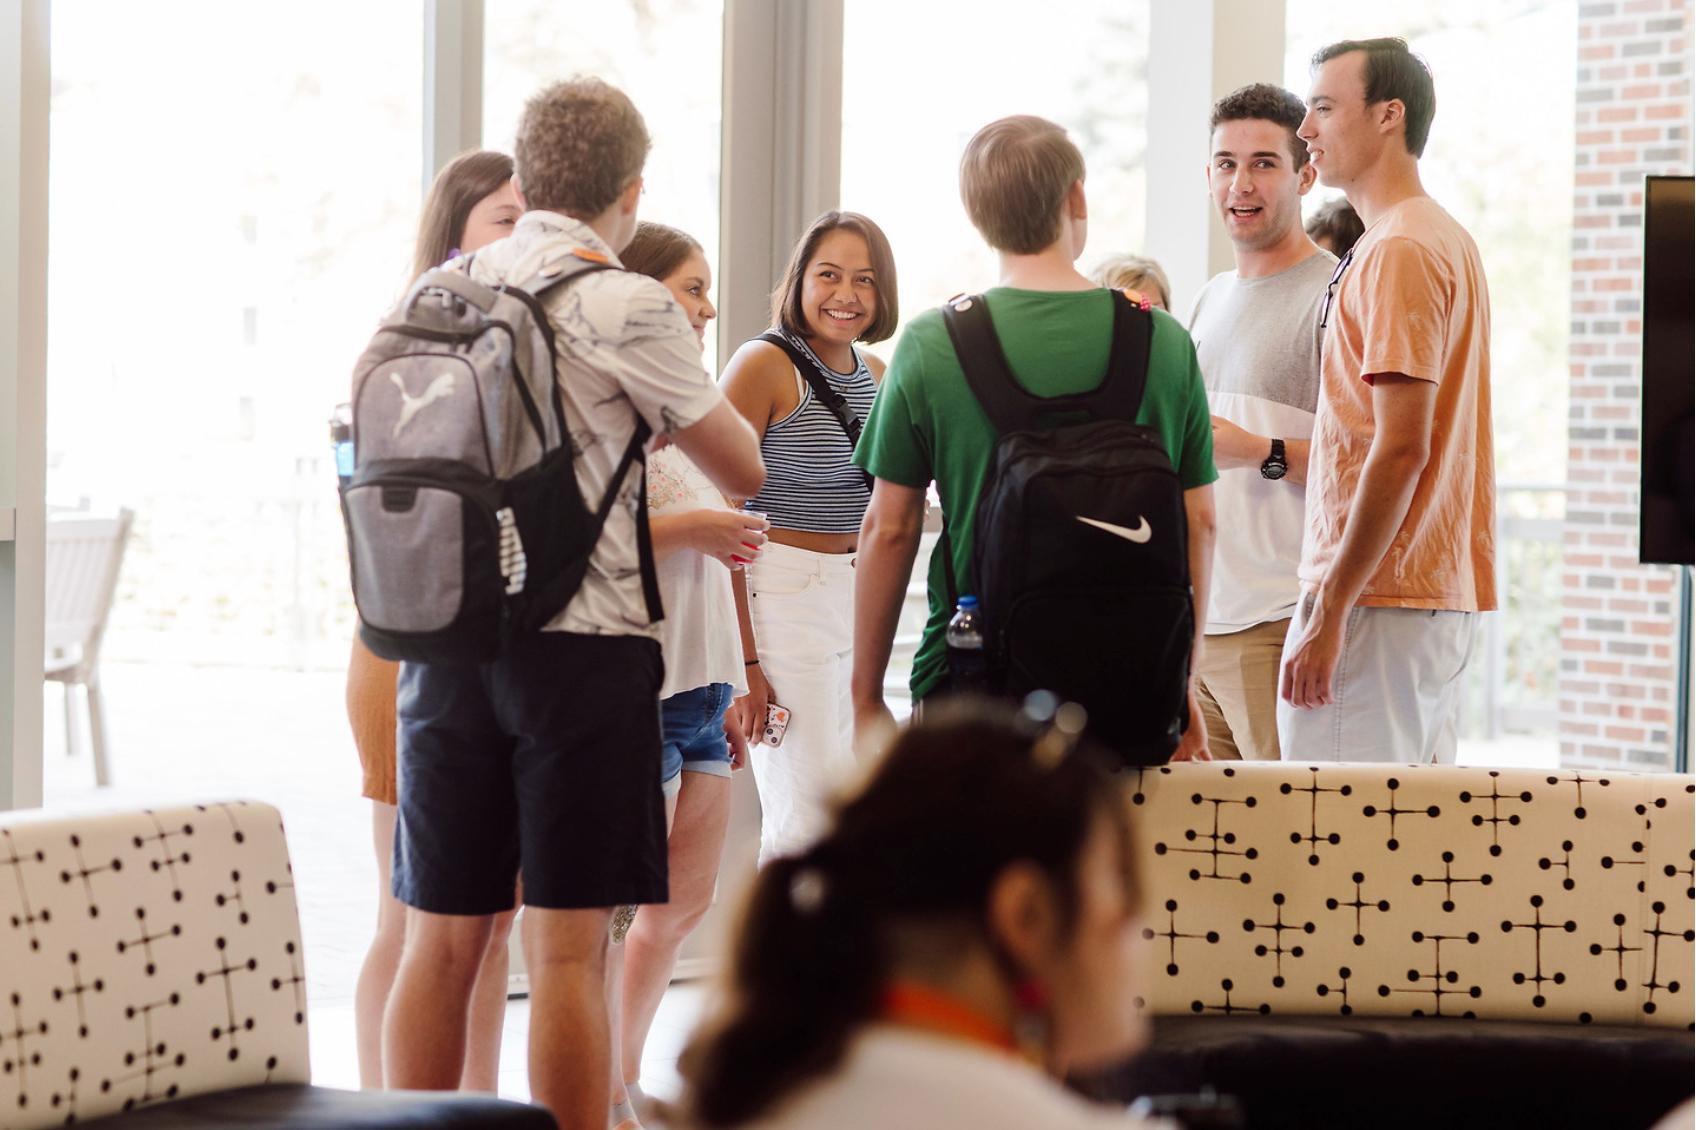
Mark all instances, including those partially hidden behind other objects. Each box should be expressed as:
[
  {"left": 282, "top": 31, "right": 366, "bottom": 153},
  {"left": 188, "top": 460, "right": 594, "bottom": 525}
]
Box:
[{"left": 381, "top": 77, "right": 763, "bottom": 1129}]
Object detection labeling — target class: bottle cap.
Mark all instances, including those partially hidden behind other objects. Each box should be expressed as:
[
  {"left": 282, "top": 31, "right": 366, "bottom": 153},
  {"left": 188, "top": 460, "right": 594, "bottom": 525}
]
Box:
[{"left": 958, "top": 595, "right": 979, "bottom": 609}]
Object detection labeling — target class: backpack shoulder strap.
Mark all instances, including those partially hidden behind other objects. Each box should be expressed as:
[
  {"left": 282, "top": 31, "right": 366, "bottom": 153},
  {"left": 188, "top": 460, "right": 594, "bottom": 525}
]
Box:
[
  {"left": 590, "top": 414, "right": 664, "bottom": 625},
  {"left": 755, "top": 331, "right": 872, "bottom": 490},
  {"left": 503, "top": 250, "right": 618, "bottom": 440},
  {"left": 527, "top": 251, "right": 664, "bottom": 622},
  {"left": 941, "top": 290, "right": 1155, "bottom": 433},
  {"left": 1089, "top": 288, "right": 1155, "bottom": 422},
  {"left": 940, "top": 295, "right": 1030, "bottom": 435}
]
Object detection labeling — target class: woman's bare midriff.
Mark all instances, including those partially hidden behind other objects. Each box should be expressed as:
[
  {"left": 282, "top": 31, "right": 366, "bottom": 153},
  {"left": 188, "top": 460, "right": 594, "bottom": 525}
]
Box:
[{"left": 769, "top": 527, "right": 859, "bottom": 555}]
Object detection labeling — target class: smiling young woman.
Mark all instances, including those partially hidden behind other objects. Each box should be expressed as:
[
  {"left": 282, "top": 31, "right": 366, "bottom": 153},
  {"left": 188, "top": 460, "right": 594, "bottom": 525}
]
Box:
[{"left": 718, "top": 210, "right": 899, "bottom": 865}]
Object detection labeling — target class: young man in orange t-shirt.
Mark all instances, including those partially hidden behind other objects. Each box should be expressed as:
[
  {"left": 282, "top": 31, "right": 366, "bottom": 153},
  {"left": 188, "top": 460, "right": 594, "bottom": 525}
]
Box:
[{"left": 1278, "top": 37, "right": 1496, "bottom": 763}]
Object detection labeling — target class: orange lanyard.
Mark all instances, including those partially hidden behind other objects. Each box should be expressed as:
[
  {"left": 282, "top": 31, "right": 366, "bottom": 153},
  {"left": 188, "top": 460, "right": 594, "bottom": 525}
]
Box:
[{"left": 880, "top": 981, "right": 1018, "bottom": 1055}]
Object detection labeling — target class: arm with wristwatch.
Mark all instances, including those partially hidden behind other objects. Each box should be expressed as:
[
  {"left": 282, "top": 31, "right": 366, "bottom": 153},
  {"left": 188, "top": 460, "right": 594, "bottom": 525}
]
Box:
[{"left": 1209, "top": 415, "right": 1310, "bottom": 486}]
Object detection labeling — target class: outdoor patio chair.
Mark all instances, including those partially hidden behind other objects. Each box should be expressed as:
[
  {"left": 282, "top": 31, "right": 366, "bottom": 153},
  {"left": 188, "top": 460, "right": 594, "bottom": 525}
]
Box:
[{"left": 45, "top": 507, "right": 133, "bottom": 787}]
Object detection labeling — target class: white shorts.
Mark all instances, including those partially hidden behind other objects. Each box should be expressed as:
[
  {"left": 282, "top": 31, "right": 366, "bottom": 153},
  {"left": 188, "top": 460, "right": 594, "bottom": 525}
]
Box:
[{"left": 1276, "top": 593, "right": 1481, "bottom": 764}]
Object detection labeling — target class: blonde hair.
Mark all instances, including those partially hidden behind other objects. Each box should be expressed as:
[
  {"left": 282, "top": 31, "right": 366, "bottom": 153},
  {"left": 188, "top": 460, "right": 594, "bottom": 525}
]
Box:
[
  {"left": 959, "top": 115, "right": 1085, "bottom": 255},
  {"left": 514, "top": 76, "right": 650, "bottom": 219},
  {"left": 1090, "top": 254, "right": 1171, "bottom": 311}
]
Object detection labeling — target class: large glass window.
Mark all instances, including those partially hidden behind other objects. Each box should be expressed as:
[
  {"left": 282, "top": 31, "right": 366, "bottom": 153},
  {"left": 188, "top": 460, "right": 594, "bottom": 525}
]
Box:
[
  {"left": 50, "top": 0, "right": 424, "bottom": 673},
  {"left": 841, "top": 1, "right": 1150, "bottom": 347},
  {"left": 484, "top": 0, "right": 725, "bottom": 360},
  {"left": 47, "top": 0, "right": 424, "bottom": 1017}
]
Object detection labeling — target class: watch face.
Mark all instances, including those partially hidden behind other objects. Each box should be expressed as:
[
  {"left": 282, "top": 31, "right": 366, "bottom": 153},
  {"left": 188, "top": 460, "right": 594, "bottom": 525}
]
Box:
[{"left": 1262, "top": 460, "right": 1287, "bottom": 480}]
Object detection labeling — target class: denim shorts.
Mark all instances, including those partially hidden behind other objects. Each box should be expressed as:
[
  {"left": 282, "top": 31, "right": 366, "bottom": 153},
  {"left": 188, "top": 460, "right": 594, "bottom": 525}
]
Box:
[{"left": 660, "top": 682, "right": 735, "bottom": 795}]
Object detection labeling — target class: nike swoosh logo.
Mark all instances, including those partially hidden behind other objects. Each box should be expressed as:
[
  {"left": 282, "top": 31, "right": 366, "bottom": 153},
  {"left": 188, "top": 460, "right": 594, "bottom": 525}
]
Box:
[{"left": 1077, "top": 515, "right": 1152, "bottom": 544}]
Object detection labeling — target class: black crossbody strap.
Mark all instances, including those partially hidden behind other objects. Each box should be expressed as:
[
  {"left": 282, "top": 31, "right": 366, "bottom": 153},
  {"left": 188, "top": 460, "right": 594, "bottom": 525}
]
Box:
[
  {"left": 757, "top": 331, "right": 873, "bottom": 490},
  {"left": 592, "top": 415, "right": 665, "bottom": 624},
  {"left": 941, "top": 290, "right": 1155, "bottom": 434}
]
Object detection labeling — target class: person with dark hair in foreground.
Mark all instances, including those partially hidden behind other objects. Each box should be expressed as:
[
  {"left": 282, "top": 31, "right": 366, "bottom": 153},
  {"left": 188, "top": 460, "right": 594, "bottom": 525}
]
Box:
[{"left": 675, "top": 700, "right": 1164, "bottom": 1130}]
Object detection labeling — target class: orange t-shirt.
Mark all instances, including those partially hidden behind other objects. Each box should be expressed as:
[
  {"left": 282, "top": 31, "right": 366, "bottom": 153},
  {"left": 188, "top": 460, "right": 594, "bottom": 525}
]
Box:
[{"left": 1299, "top": 196, "right": 1497, "bottom": 612}]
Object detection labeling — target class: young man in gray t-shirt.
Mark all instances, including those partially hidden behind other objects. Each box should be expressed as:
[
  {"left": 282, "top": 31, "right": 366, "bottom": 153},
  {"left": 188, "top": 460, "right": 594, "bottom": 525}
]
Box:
[{"left": 1187, "top": 83, "right": 1335, "bottom": 760}]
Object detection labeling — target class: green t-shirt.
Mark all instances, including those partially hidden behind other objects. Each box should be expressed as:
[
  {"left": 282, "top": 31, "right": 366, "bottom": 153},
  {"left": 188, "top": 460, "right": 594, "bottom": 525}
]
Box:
[{"left": 854, "top": 287, "right": 1217, "bottom": 701}]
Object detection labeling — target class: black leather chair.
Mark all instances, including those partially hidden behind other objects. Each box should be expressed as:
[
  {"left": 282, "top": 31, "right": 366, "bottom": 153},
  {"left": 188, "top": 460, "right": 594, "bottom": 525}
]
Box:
[
  {"left": 80, "top": 1085, "right": 554, "bottom": 1129},
  {"left": 1085, "top": 1014, "right": 1694, "bottom": 1130}
]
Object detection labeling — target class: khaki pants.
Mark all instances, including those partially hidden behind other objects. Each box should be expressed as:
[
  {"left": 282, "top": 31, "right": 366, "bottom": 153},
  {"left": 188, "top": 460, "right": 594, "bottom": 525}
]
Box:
[{"left": 1196, "top": 618, "right": 1290, "bottom": 761}]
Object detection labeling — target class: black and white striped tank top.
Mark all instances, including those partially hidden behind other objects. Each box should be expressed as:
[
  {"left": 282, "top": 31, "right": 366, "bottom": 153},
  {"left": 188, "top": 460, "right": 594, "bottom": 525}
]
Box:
[{"left": 745, "top": 330, "right": 878, "bottom": 534}]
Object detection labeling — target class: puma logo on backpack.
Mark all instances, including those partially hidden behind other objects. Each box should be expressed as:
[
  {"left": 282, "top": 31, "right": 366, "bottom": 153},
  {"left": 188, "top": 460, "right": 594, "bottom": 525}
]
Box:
[
  {"left": 941, "top": 290, "right": 1194, "bottom": 765},
  {"left": 341, "top": 250, "right": 660, "bottom": 664},
  {"left": 391, "top": 371, "right": 456, "bottom": 438}
]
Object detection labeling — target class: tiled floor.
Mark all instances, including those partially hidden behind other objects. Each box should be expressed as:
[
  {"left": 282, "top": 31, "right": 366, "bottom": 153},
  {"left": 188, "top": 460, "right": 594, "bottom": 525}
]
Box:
[{"left": 36, "top": 657, "right": 1559, "bottom": 1105}]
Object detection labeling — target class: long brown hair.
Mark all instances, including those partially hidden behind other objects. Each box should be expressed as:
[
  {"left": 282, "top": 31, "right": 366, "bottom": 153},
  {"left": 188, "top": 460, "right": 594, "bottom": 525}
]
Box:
[
  {"left": 621, "top": 221, "right": 703, "bottom": 282},
  {"left": 676, "top": 702, "right": 1134, "bottom": 1127},
  {"left": 769, "top": 210, "right": 899, "bottom": 344},
  {"left": 412, "top": 149, "right": 515, "bottom": 280}
]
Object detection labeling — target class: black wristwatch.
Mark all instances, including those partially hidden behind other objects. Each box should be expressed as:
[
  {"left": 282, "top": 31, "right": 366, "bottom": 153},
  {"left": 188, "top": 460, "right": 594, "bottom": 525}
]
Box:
[{"left": 1260, "top": 438, "right": 1288, "bottom": 480}]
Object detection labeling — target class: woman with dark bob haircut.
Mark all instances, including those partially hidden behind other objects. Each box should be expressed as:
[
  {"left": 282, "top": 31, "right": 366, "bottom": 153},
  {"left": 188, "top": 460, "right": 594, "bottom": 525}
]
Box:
[
  {"left": 674, "top": 700, "right": 1161, "bottom": 1130},
  {"left": 719, "top": 211, "right": 899, "bottom": 866}
]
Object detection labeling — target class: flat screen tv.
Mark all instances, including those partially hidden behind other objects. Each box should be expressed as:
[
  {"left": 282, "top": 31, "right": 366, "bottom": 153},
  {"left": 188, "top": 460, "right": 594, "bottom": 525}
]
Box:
[{"left": 1640, "top": 174, "right": 1693, "bottom": 566}]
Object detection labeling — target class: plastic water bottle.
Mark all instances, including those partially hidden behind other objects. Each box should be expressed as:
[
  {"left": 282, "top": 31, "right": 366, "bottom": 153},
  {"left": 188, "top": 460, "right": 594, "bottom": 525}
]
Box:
[
  {"left": 946, "top": 595, "right": 989, "bottom": 693},
  {"left": 330, "top": 403, "right": 354, "bottom": 484}
]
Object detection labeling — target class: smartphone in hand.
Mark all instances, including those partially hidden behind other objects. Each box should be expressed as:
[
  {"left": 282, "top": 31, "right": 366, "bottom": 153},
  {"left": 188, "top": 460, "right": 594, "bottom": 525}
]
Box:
[{"left": 763, "top": 702, "right": 792, "bottom": 748}]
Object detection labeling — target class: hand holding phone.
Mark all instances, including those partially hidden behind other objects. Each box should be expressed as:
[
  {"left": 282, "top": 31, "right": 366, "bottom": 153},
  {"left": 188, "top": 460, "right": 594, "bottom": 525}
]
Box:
[{"left": 763, "top": 702, "right": 792, "bottom": 748}]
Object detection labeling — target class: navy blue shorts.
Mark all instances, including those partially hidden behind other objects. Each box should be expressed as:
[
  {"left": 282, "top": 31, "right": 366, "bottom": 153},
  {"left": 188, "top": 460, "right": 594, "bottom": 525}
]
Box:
[{"left": 393, "top": 632, "right": 667, "bottom": 914}]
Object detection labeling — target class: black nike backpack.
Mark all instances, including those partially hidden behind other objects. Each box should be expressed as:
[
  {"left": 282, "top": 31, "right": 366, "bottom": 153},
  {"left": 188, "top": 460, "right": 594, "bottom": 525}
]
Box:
[{"left": 940, "top": 289, "right": 1194, "bottom": 764}]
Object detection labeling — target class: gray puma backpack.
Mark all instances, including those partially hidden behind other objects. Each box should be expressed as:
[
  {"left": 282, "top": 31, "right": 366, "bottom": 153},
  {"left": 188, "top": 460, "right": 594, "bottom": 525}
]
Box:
[{"left": 340, "top": 249, "right": 660, "bottom": 663}]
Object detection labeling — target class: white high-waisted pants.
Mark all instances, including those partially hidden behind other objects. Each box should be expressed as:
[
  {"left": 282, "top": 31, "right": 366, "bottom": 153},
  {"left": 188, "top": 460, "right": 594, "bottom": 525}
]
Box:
[{"left": 746, "top": 542, "right": 859, "bottom": 864}]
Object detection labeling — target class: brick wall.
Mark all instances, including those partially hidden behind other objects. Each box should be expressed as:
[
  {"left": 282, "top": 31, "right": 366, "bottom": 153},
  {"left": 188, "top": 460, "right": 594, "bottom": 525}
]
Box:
[{"left": 1561, "top": 0, "right": 1692, "bottom": 770}]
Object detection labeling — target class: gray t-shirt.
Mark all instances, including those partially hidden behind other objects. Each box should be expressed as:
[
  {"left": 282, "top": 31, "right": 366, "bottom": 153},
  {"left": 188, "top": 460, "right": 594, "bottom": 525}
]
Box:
[{"left": 1187, "top": 249, "right": 1335, "bottom": 633}]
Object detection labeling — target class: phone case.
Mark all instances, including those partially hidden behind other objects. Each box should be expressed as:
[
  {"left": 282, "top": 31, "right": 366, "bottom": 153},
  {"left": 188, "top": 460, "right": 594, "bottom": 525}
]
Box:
[{"left": 763, "top": 702, "right": 792, "bottom": 748}]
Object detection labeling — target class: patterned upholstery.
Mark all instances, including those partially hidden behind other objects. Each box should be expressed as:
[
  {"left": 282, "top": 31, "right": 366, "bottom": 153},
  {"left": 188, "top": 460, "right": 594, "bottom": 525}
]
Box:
[
  {"left": 1126, "top": 763, "right": 1695, "bottom": 1028},
  {"left": 0, "top": 802, "right": 308, "bottom": 1128}
]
